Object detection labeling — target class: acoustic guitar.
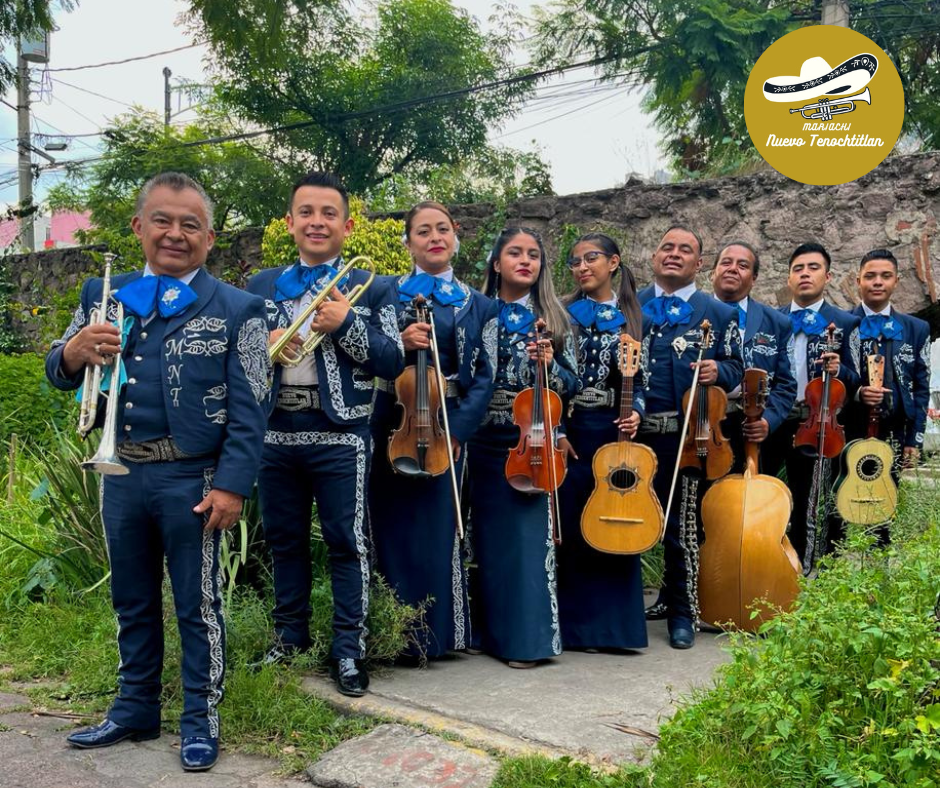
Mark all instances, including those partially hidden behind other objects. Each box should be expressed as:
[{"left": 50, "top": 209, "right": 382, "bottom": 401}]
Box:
[
  {"left": 580, "top": 333, "right": 664, "bottom": 555},
  {"left": 834, "top": 354, "right": 898, "bottom": 525}
]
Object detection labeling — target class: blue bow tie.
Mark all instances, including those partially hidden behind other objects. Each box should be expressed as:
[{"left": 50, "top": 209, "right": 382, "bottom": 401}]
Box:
[
  {"left": 789, "top": 308, "right": 825, "bottom": 336},
  {"left": 114, "top": 275, "right": 198, "bottom": 319},
  {"left": 398, "top": 272, "right": 465, "bottom": 307},
  {"left": 641, "top": 295, "right": 692, "bottom": 327},
  {"left": 568, "top": 299, "right": 626, "bottom": 331},
  {"left": 274, "top": 262, "right": 347, "bottom": 302},
  {"left": 860, "top": 314, "right": 903, "bottom": 341},
  {"left": 499, "top": 301, "right": 535, "bottom": 336},
  {"left": 735, "top": 303, "right": 747, "bottom": 330}
]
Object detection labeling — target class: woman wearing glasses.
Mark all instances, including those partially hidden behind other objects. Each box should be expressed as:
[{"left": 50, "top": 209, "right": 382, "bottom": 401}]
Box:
[
  {"left": 464, "top": 228, "right": 578, "bottom": 668},
  {"left": 556, "top": 232, "right": 649, "bottom": 652}
]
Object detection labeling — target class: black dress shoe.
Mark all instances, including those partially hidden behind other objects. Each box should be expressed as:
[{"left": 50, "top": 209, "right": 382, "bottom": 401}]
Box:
[
  {"left": 66, "top": 719, "right": 160, "bottom": 749},
  {"left": 248, "top": 642, "right": 304, "bottom": 671},
  {"left": 180, "top": 736, "right": 219, "bottom": 771},
  {"left": 330, "top": 658, "right": 370, "bottom": 697},
  {"left": 645, "top": 600, "right": 668, "bottom": 620},
  {"left": 668, "top": 626, "right": 696, "bottom": 650}
]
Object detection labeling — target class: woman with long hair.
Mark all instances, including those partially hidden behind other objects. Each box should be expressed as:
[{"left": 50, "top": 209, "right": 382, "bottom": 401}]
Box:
[
  {"left": 369, "top": 201, "right": 498, "bottom": 662},
  {"left": 556, "top": 232, "right": 649, "bottom": 651},
  {"left": 464, "top": 227, "right": 578, "bottom": 668}
]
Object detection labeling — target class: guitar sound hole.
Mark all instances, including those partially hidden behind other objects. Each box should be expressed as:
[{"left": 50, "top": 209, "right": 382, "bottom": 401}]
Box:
[
  {"left": 609, "top": 467, "right": 638, "bottom": 492},
  {"left": 857, "top": 456, "right": 884, "bottom": 482}
]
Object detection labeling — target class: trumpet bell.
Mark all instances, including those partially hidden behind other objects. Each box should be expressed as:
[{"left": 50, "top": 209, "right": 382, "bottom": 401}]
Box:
[{"left": 81, "top": 456, "right": 130, "bottom": 476}]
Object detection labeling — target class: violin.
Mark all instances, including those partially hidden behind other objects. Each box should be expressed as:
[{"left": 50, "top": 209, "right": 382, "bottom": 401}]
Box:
[
  {"left": 794, "top": 322, "right": 846, "bottom": 459},
  {"left": 581, "top": 333, "right": 664, "bottom": 555},
  {"left": 678, "top": 320, "right": 733, "bottom": 480},
  {"left": 699, "top": 368, "right": 800, "bottom": 632},
  {"left": 505, "top": 319, "right": 567, "bottom": 497},
  {"left": 388, "top": 294, "right": 450, "bottom": 477}
]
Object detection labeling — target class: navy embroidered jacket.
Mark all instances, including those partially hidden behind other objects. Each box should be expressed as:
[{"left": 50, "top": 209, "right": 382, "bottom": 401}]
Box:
[
  {"left": 778, "top": 300, "right": 861, "bottom": 397},
  {"left": 850, "top": 305, "right": 931, "bottom": 449},
  {"left": 740, "top": 298, "right": 798, "bottom": 434},
  {"left": 247, "top": 262, "right": 404, "bottom": 426},
  {"left": 638, "top": 287, "right": 744, "bottom": 414},
  {"left": 45, "top": 268, "right": 272, "bottom": 497},
  {"left": 382, "top": 273, "right": 499, "bottom": 444}
]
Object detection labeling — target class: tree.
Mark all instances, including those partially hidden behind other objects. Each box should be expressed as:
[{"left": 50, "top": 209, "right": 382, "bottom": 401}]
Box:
[
  {"left": 46, "top": 107, "right": 299, "bottom": 265},
  {"left": 531, "top": 0, "right": 940, "bottom": 176},
  {"left": 185, "top": 0, "right": 540, "bottom": 194},
  {"left": 0, "top": 1, "right": 73, "bottom": 93}
]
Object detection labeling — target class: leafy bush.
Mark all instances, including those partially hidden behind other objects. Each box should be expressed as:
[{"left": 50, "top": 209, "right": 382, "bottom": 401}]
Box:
[
  {"left": 261, "top": 196, "right": 412, "bottom": 275},
  {"left": 0, "top": 353, "right": 75, "bottom": 447}
]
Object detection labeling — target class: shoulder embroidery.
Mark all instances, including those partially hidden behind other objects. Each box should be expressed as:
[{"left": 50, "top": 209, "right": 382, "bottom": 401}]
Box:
[
  {"left": 482, "top": 317, "right": 498, "bottom": 383},
  {"left": 237, "top": 317, "right": 272, "bottom": 404}
]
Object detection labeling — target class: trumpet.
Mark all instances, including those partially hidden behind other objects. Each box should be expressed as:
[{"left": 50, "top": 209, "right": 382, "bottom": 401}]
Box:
[
  {"left": 269, "top": 256, "right": 376, "bottom": 367},
  {"left": 78, "top": 253, "right": 129, "bottom": 476},
  {"left": 789, "top": 88, "right": 871, "bottom": 121}
]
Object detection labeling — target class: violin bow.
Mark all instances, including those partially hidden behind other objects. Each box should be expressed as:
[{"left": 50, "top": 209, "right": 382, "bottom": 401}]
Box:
[
  {"left": 538, "top": 326, "right": 564, "bottom": 544},
  {"left": 663, "top": 320, "right": 711, "bottom": 533},
  {"left": 427, "top": 304, "right": 465, "bottom": 539}
]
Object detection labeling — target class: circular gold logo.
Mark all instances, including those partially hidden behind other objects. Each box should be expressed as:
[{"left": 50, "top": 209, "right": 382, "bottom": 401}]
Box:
[{"left": 744, "top": 25, "right": 904, "bottom": 185}]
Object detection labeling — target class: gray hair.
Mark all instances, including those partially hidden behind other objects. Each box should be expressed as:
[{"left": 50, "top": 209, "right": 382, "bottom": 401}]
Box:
[{"left": 134, "top": 172, "right": 215, "bottom": 229}]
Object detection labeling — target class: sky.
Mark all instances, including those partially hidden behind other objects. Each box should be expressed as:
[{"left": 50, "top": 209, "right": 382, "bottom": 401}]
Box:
[{"left": 0, "top": 0, "right": 666, "bottom": 210}]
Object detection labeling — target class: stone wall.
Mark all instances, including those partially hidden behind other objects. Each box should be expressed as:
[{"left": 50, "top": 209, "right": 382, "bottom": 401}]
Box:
[{"left": 3, "top": 152, "right": 939, "bottom": 351}]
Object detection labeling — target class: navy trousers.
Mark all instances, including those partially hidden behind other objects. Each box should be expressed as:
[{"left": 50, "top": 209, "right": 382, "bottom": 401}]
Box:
[
  {"left": 102, "top": 456, "right": 224, "bottom": 740},
  {"left": 259, "top": 408, "right": 371, "bottom": 659}
]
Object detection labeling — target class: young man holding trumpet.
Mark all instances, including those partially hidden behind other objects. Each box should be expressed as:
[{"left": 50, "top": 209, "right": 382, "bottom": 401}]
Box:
[
  {"left": 246, "top": 171, "right": 403, "bottom": 696},
  {"left": 46, "top": 172, "right": 271, "bottom": 772}
]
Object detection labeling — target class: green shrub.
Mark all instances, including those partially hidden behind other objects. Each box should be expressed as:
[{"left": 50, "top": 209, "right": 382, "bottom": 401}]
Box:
[
  {"left": 261, "top": 196, "right": 412, "bottom": 275},
  {"left": 0, "top": 353, "right": 75, "bottom": 447}
]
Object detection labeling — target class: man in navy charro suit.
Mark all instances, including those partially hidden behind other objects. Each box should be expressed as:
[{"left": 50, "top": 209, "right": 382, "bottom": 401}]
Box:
[
  {"left": 848, "top": 249, "right": 931, "bottom": 467},
  {"left": 637, "top": 226, "right": 743, "bottom": 650},
  {"left": 710, "top": 241, "right": 797, "bottom": 470},
  {"left": 761, "top": 242, "right": 861, "bottom": 572},
  {"left": 246, "top": 171, "right": 403, "bottom": 697},
  {"left": 46, "top": 173, "right": 271, "bottom": 771}
]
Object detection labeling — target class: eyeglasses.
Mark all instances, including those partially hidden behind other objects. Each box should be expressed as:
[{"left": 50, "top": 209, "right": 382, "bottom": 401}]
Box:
[{"left": 566, "top": 251, "right": 611, "bottom": 269}]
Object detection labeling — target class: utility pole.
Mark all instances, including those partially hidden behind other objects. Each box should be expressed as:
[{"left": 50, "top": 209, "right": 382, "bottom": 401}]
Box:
[
  {"left": 822, "top": 0, "right": 850, "bottom": 27},
  {"left": 16, "top": 42, "right": 35, "bottom": 252},
  {"left": 163, "top": 67, "right": 172, "bottom": 131}
]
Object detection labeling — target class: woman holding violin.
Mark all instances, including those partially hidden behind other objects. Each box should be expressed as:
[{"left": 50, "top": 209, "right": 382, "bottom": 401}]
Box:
[
  {"left": 464, "top": 228, "right": 578, "bottom": 668},
  {"left": 369, "top": 201, "right": 498, "bottom": 662},
  {"left": 556, "top": 232, "right": 649, "bottom": 652}
]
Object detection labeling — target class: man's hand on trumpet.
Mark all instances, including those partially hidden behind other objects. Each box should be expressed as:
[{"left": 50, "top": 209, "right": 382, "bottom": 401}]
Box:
[
  {"left": 62, "top": 323, "right": 122, "bottom": 376},
  {"left": 310, "top": 287, "right": 351, "bottom": 334},
  {"left": 269, "top": 328, "right": 304, "bottom": 366}
]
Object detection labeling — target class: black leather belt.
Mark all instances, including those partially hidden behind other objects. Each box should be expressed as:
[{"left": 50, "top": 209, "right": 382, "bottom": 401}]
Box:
[
  {"left": 638, "top": 412, "right": 680, "bottom": 435},
  {"left": 375, "top": 377, "right": 460, "bottom": 398},
  {"left": 488, "top": 389, "right": 517, "bottom": 412},
  {"left": 117, "top": 438, "right": 194, "bottom": 463},
  {"left": 276, "top": 385, "right": 321, "bottom": 411},
  {"left": 572, "top": 387, "right": 616, "bottom": 409}
]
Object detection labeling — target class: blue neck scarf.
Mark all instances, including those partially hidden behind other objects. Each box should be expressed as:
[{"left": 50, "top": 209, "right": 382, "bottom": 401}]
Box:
[
  {"left": 789, "top": 308, "right": 826, "bottom": 336},
  {"left": 568, "top": 299, "right": 626, "bottom": 331},
  {"left": 860, "top": 314, "right": 903, "bottom": 341},
  {"left": 114, "top": 275, "right": 198, "bottom": 319},
  {"left": 274, "top": 262, "right": 347, "bottom": 302},
  {"left": 398, "top": 272, "right": 465, "bottom": 307},
  {"left": 641, "top": 294, "right": 693, "bottom": 327},
  {"left": 735, "top": 303, "right": 747, "bottom": 330},
  {"left": 499, "top": 301, "right": 535, "bottom": 336}
]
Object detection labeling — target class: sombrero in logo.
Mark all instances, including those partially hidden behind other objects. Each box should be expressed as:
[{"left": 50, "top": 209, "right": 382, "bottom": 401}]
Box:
[{"left": 763, "top": 53, "right": 877, "bottom": 103}]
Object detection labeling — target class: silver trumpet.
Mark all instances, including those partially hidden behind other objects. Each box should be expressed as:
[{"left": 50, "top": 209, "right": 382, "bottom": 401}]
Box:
[
  {"left": 78, "top": 253, "right": 129, "bottom": 476},
  {"left": 789, "top": 88, "right": 871, "bottom": 121}
]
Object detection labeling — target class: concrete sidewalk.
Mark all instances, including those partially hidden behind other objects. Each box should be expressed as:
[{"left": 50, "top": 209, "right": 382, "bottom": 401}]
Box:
[{"left": 303, "top": 618, "right": 731, "bottom": 767}]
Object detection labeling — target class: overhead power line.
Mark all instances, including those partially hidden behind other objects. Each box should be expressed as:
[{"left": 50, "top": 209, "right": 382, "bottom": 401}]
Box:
[{"left": 42, "top": 43, "right": 204, "bottom": 73}]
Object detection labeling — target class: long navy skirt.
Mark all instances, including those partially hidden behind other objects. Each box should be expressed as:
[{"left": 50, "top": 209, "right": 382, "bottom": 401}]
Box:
[
  {"left": 556, "top": 407, "right": 648, "bottom": 650},
  {"left": 465, "top": 422, "right": 561, "bottom": 662},
  {"left": 369, "top": 390, "right": 469, "bottom": 658}
]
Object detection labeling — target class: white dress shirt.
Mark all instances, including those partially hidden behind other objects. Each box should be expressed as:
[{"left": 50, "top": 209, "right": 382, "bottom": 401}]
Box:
[
  {"left": 789, "top": 298, "right": 824, "bottom": 400},
  {"left": 281, "top": 256, "right": 340, "bottom": 386}
]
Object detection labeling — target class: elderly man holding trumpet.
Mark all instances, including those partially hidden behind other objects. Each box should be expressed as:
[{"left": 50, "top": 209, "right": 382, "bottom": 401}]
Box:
[
  {"left": 246, "top": 170, "right": 403, "bottom": 697},
  {"left": 44, "top": 172, "right": 272, "bottom": 771}
]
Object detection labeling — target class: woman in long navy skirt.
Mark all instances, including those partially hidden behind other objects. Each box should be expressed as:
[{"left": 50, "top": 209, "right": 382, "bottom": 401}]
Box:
[
  {"left": 369, "top": 201, "right": 497, "bottom": 661},
  {"left": 556, "top": 232, "right": 649, "bottom": 651},
  {"left": 464, "top": 228, "right": 578, "bottom": 668}
]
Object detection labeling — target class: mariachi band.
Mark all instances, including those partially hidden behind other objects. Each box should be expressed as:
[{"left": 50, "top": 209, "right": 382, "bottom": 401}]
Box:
[{"left": 47, "top": 170, "right": 932, "bottom": 771}]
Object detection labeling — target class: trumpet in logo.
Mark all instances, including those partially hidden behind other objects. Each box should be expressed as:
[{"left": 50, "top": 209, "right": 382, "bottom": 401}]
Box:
[{"left": 763, "top": 54, "right": 877, "bottom": 123}]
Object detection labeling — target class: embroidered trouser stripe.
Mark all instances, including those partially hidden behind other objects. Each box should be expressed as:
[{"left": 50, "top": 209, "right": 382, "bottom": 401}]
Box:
[
  {"left": 102, "top": 457, "right": 224, "bottom": 739},
  {"left": 260, "top": 409, "right": 371, "bottom": 659}
]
